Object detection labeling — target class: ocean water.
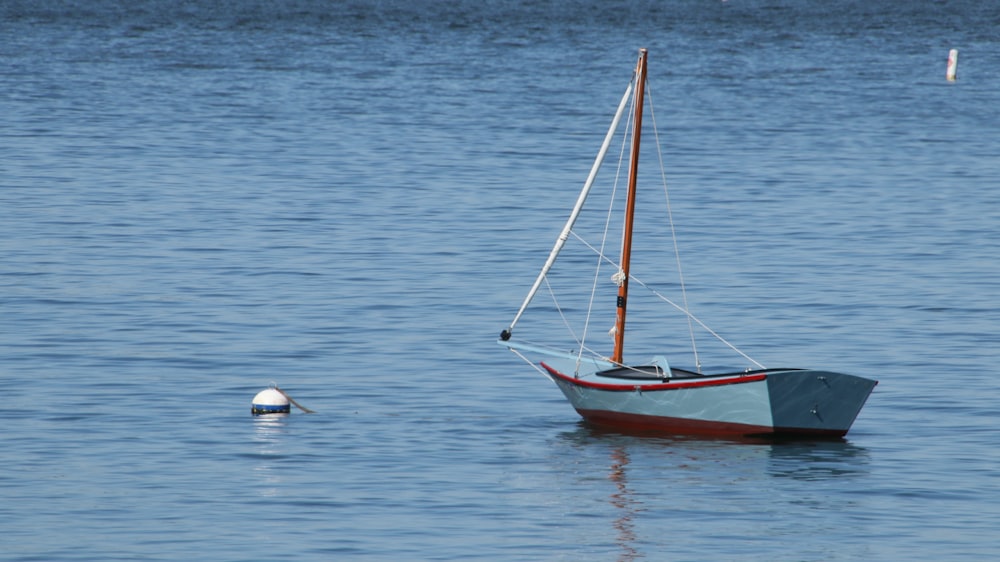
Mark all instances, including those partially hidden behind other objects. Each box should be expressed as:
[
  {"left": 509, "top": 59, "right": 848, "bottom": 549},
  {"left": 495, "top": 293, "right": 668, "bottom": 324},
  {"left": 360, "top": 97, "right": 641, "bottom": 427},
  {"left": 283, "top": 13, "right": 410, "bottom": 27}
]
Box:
[{"left": 3, "top": 1, "right": 1000, "bottom": 560}]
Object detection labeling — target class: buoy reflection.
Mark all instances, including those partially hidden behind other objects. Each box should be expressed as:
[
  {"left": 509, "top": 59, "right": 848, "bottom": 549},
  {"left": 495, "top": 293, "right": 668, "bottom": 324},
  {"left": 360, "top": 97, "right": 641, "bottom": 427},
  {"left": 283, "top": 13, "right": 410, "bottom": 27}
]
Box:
[
  {"left": 253, "top": 413, "right": 288, "bottom": 443},
  {"left": 252, "top": 413, "right": 288, "bottom": 498}
]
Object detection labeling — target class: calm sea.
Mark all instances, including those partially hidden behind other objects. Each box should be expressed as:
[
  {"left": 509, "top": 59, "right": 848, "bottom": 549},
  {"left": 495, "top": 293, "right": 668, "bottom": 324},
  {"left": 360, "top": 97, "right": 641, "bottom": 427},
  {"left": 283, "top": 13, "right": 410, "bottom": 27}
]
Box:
[{"left": 3, "top": 1, "right": 1000, "bottom": 560}]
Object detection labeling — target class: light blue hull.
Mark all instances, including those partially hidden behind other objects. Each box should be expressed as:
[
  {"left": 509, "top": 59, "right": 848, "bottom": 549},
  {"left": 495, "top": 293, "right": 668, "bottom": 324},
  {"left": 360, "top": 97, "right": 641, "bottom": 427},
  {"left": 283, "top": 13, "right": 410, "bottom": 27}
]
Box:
[{"left": 541, "top": 360, "right": 877, "bottom": 437}]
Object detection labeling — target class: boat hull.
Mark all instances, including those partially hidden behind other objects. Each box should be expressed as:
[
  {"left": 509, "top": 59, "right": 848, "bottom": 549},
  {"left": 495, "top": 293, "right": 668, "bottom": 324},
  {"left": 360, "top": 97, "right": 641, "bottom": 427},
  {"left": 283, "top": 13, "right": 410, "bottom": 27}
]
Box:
[{"left": 542, "top": 363, "right": 877, "bottom": 438}]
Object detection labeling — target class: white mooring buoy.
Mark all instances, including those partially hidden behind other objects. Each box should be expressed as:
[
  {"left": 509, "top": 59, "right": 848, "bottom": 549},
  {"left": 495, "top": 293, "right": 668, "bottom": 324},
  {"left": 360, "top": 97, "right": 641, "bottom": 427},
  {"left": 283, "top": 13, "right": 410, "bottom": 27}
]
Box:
[
  {"left": 252, "top": 388, "right": 290, "bottom": 415},
  {"left": 946, "top": 49, "right": 958, "bottom": 81}
]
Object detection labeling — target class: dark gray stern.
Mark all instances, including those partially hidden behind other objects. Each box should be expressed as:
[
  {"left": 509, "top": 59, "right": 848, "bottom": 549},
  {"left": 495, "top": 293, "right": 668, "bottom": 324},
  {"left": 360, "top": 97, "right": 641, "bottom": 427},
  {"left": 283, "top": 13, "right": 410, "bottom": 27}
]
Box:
[{"left": 766, "top": 370, "right": 878, "bottom": 435}]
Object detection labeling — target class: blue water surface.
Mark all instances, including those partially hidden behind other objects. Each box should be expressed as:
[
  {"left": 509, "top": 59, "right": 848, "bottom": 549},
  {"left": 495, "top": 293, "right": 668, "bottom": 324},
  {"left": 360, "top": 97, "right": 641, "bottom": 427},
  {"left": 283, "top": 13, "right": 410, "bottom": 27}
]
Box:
[{"left": 3, "top": 1, "right": 1000, "bottom": 560}]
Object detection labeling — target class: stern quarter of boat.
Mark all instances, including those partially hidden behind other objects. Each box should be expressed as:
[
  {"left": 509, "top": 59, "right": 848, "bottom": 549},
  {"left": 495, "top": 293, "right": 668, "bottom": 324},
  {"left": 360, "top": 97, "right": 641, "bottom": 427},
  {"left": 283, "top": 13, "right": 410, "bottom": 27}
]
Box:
[{"left": 764, "top": 369, "right": 877, "bottom": 436}]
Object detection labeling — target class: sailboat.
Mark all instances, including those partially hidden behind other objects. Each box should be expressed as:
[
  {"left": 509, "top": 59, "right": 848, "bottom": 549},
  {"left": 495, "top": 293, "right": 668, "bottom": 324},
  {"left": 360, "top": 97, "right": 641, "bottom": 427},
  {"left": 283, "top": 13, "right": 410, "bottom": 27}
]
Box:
[{"left": 498, "top": 49, "right": 876, "bottom": 438}]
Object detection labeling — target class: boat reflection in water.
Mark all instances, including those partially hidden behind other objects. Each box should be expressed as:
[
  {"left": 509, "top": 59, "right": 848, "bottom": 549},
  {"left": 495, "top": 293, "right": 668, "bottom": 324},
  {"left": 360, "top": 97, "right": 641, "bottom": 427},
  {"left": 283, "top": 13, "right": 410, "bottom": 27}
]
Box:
[
  {"left": 608, "top": 446, "right": 640, "bottom": 562},
  {"left": 557, "top": 424, "right": 871, "bottom": 561},
  {"left": 764, "top": 438, "right": 871, "bottom": 481}
]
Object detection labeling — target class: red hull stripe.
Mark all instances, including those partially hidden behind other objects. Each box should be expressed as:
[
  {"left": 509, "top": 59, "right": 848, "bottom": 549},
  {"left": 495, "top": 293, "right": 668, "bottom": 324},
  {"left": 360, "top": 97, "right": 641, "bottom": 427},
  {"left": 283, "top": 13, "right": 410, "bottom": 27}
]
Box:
[
  {"left": 541, "top": 362, "right": 767, "bottom": 392},
  {"left": 575, "top": 408, "right": 847, "bottom": 437},
  {"left": 577, "top": 408, "right": 771, "bottom": 435}
]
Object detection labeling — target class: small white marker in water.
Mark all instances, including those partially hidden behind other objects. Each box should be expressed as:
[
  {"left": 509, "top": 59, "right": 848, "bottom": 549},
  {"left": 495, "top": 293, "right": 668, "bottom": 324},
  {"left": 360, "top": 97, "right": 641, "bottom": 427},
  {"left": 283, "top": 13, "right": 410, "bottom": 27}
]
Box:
[
  {"left": 252, "top": 387, "right": 290, "bottom": 415},
  {"left": 946, "top": 49, "right": 958, "bottom": 81}
]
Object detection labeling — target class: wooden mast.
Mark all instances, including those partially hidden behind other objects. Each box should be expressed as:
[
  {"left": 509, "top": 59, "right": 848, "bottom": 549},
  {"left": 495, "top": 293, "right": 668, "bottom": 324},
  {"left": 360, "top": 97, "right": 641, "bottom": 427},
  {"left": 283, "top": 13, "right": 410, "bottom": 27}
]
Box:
[{"left": 612, "top": 48, "right": 647, "bottom": 365}]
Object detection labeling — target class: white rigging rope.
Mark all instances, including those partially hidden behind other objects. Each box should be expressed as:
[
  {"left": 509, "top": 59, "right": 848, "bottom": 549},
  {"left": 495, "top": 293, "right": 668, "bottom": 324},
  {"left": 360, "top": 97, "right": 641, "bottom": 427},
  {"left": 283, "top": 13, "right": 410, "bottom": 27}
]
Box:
[
  {"left": 568, "top": 231, "right": 766, "bottom": 370},
  {"left": 579, "top": 85, "right": 636, "bottom": 366},
  {"left": 645, "top": 86, "right": 702, "bottom": 372},
  {"left": 508, "top": 345, "right": 554, "bottom": 379},
  {"left": 545, "top": 275, "right": 582, "bottom": 349}
]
